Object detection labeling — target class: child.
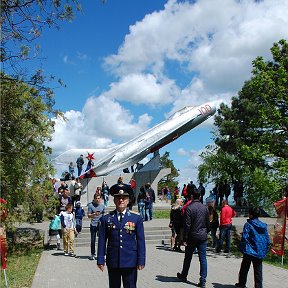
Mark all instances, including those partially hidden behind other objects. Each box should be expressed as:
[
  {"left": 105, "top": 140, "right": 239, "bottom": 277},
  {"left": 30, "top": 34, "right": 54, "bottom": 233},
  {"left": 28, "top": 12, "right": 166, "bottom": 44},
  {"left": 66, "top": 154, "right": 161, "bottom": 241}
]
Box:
[
  {"left": 47, "top": 214, "right": 61, "bottom": 250},
  {"left": 60, "top": 203, "right": 77, "bottom": 257},
  {"left": 235, "top": 206, "right": 270, "bottom": 288},
  {"left": 74, "top": 201, "right": 85, "bottom": 234}
]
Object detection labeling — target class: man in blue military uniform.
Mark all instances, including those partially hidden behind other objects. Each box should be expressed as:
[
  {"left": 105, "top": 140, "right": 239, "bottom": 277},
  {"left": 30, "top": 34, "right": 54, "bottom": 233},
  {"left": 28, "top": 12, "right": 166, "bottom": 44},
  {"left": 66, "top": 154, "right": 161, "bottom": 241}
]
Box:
[{"left": 97, "top": 189, "right": 146, "bottom": 288}]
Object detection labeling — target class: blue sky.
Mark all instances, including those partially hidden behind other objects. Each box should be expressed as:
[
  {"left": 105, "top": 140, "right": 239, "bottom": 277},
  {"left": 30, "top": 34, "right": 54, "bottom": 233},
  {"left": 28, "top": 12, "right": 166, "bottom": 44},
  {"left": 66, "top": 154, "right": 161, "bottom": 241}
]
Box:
[{"left": 28, "top": 0, "right": 288, "bottom": 187}]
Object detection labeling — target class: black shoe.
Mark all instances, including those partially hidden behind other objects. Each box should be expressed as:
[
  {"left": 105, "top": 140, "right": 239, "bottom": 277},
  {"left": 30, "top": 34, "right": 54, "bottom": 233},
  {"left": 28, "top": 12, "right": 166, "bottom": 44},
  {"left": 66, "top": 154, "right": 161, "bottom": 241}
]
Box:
[
  {"left": 197, "top": 282, "right": 206, "bottom": 288},
  {"left": 177, "top": 272, "right": 187, "bottom": 282},
  {"left": 235, "top": 283, "right": 247, "bottom": 288}
]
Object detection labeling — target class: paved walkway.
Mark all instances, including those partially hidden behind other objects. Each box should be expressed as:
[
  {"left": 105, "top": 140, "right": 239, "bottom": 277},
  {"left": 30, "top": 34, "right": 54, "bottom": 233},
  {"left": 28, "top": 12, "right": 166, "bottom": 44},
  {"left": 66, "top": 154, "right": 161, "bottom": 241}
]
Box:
[{"left": 31, "top": 218, "right": 286, "bottom": 288}]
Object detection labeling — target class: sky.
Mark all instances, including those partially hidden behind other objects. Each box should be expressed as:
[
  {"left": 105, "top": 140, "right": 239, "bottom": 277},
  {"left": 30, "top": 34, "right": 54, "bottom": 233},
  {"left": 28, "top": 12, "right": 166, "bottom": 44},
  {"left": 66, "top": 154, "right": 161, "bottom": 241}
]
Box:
[{"left": 31, "top": 0, "right": 288, "bottom": 188}]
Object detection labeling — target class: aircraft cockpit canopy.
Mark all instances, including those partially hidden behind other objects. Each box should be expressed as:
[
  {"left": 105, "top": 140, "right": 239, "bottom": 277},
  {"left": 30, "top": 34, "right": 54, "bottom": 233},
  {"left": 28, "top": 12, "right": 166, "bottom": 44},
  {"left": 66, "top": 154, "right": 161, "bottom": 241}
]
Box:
[{"left": 168, "top": 106, "right": 194, "bottom": 120}]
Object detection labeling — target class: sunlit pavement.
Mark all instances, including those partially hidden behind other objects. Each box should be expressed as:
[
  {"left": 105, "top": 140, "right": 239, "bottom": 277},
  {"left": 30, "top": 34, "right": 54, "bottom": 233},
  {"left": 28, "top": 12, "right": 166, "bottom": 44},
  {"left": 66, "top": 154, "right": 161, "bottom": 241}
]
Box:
[{"left": 32, "top": 218, "right": 285, "bottom": 288}]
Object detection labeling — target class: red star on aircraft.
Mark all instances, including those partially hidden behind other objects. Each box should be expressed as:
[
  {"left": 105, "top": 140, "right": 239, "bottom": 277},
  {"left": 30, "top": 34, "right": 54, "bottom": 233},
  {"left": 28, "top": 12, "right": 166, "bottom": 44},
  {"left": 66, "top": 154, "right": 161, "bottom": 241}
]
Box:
[{"left": 86, "top": 152, "right": 95, "bottom": 161}]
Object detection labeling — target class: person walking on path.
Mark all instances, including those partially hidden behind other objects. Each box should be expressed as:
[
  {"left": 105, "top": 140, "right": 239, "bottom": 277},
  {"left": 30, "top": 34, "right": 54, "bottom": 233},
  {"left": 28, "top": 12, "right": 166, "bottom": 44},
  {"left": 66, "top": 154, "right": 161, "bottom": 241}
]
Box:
[
  {"left": 216, "top": 199, "right": 236, "bottom": 254},
  {"left": 208, "top": 205, "right": 219, "bottom": 249},
  {"left": 74, "top": 201, "right": 85, "bottom": 234},
  {"left": 169, "top": 198, "right": 183, "bottom": 251},
  {"left": 101, "top": 181, "right": 110, "bottom": 208},
  {"left": 97, "top": 189, "right": 146, "bottom": 288},
  {"left": 177, "top": 190, "right": 210, "bottom": 288},
  {"left": 60, "top": 204, "right": 77, "bottom": 257},
  {"left": 87, "top": 193, "right": 105, "bottom": 260},
  {"left": 235, "top": 207, "right": 270, "bottom": 288},
  {"left": 145, "top": 183, "right": 155, "bottom": 219},
  {"left": 137, "top": 186, "right": 146, "bottom": 220},
  {"left": 47, "top": 214, "right": 61, "bottom": 250}
]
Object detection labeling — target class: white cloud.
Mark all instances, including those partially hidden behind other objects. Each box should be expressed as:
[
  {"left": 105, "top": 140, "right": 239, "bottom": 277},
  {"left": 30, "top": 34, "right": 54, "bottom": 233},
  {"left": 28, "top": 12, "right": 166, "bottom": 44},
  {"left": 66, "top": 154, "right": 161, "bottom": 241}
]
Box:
[
  {"left": 104, "top": 0, "right": 288, "bottom": 101},
  {"left": 51, "top": 0, "right": 288, "bottom": 180},
  {"left": 176, "top": 146, "right": 214, "bottom": 191},
  {"left": 50, "top": 95, "right": 153, "bottom": 158},
  {"left": 105, "top": 73, "right": 179, "bottom": 105},
  {"left": 176, "top": 147, "right": 203, "bottom": 186}
]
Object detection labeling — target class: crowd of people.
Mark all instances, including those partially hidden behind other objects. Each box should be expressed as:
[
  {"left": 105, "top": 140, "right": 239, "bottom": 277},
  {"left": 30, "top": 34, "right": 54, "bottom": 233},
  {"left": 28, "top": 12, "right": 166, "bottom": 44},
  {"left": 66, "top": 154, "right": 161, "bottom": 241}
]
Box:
[
  {"left": 137, "top": 183, "right": 155, "bottom": 221},
  {"left": 48, "top": 175, "right": 146, "bottom": 288},
  {"left": 169, "top": 182, "right": 237, "bottom": 255},
  {"left": 48, "top": 170, "right": 277, "bottom": 288},
  {"left": 168, "top": 181, "right": 271, "bottom": 288}
]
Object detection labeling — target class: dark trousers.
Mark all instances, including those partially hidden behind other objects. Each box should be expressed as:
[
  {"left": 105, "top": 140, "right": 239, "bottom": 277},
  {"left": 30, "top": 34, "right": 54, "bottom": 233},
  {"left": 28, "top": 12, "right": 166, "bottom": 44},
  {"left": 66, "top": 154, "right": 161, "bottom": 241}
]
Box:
[
  {"left": 149, "top": 204, "right": 153, "bottom": 220},
  {"left": 210, "top": 227, "right": 218, "bottom": 248},
  {"left": 90, "top": 224, "right": 99, "bottom": 255},
  {"left": 238, "top": 254, "right": 263, "bottom": 288},
  {"left": 217, "top": 224, "right": 232, "bottom": 252},
  {"left": 108, "top": 267, "right": 137, "bottom": 288},
  {"left": 76, "top": 218, "right": 82, "bottom": 233},
  {"left": 77, "top": 166, "right": 82, "bottom": 176},
  {"left": 181, "top": 239, "right": 207, "bottom": 285}
]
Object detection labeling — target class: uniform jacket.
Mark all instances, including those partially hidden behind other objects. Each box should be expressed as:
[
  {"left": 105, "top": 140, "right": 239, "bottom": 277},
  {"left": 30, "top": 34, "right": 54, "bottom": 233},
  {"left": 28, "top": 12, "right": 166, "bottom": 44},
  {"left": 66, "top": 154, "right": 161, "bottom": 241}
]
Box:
[
  {"left": 97, "top": 209, "right": 146, "bottom": 268},
  {"left": 184, "top": 200, "right": 210, "bottom": 242},
  {"left": 239, "top": 218, "right": 270, "bottom": 259}
]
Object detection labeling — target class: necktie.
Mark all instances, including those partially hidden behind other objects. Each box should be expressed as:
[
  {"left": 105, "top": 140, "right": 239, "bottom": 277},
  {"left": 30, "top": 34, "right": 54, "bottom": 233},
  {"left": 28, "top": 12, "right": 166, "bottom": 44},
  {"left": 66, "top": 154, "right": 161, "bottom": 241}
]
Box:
[{"left": 119, "top": 212, "right": 123, "bottom": 222}]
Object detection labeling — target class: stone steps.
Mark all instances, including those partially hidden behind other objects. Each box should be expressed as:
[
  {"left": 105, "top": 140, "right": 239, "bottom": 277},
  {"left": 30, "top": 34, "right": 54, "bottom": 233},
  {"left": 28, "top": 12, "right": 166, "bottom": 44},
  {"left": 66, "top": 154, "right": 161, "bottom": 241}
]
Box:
[{"left": 48, "top": 223, "right": 172, "bottom": 247}]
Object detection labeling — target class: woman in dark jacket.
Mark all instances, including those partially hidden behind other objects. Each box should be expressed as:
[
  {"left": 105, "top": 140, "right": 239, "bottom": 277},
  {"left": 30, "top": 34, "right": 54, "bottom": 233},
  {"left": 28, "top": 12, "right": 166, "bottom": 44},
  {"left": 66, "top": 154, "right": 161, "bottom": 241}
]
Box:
[
  {"left": 169, "top": 198, "right": 183, "bottom": 251},
  {"left": 208, "top": 205, "right": 219, "bottom": 248}
]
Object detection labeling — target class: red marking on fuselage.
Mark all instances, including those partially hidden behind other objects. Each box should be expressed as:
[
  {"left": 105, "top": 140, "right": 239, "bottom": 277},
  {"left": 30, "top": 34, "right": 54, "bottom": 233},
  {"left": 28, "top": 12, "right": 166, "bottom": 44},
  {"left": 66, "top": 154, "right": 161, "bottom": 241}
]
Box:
[{"left": 198, "top": 104, "right": 212, "bottom": 115}]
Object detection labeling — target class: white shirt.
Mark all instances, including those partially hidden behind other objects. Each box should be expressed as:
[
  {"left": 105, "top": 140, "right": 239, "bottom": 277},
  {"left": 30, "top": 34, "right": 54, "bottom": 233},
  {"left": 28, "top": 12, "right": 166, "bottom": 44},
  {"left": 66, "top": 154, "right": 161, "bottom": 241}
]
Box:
[{"left": 117, "top": 210, "right": 126, "bottom": 222}]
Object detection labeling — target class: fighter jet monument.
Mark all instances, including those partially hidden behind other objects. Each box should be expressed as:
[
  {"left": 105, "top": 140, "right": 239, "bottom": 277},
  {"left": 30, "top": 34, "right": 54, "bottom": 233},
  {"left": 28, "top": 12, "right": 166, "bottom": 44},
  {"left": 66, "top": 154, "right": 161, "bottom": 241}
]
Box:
[{"left": 53, "top": 102, "right": 216, "bottom": 177}]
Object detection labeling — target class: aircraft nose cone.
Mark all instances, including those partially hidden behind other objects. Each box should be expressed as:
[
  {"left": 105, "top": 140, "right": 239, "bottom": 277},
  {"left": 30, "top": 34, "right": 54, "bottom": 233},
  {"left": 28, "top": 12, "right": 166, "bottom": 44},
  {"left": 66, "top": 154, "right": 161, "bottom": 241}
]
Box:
[{"left": 198, "top": 101, "right": 216, "bottom": 116}]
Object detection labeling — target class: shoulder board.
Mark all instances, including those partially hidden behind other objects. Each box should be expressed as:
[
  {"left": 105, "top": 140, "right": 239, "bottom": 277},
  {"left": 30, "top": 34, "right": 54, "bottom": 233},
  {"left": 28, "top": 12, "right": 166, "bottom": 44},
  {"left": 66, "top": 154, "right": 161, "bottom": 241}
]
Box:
[
  {"left": 109, "top": 211, "right": 115, "bottom": 215},
  {"left": 129, "top": 210, "right": 140, "bottom": 215}
]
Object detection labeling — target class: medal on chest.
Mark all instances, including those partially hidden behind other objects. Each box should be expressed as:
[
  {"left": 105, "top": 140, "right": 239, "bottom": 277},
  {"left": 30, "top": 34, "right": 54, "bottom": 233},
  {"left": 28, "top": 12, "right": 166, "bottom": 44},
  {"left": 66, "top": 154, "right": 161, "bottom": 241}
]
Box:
[
  {"left": 107, "top": 217, "right": 116, "bottom": 231},
  {"left": 124, "top": 222, "right": 135, "bottom": 234}
]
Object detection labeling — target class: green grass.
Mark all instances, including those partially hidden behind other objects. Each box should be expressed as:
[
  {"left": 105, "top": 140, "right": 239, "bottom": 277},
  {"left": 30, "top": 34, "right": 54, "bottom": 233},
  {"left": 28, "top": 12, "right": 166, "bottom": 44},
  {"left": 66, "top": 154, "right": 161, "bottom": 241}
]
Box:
[
  {"left": 264, "top": 247, "right": 288, "bottom": 269},
  {"left": 0, "top": 248, "right": 42, "bottom": 288},
  {"left": 153, "top": 210, "right": 170, "bottom": 219},
  {"left": 214, "top": 232, "right": 288, "bottom": 269}
]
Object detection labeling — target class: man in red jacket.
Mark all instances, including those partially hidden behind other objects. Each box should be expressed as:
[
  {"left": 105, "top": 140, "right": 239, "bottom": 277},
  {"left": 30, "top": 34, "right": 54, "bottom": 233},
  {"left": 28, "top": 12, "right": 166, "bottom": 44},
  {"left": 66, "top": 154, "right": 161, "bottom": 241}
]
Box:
[{"left": 216, "top": 199, "right": 236, "bottom": 254}]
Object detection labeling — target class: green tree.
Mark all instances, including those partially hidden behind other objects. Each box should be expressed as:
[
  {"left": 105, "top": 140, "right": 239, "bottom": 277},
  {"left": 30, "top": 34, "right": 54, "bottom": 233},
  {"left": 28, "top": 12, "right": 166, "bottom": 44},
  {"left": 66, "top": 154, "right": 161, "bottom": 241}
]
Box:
[
  {"left": 215, "top": 39, "right": 287, "bottom": 174},
  {"left": 158, "top": 151, "right": 179, "bottom": 200},
  {"left": 0, "top": 75, "right": 57, "bottom": 225},
  {"left": 198, "top": 145, "right": 244, "bottom": 184},
  {"left": 199, "top": 39, "right": 288, "bottom": 208}
]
